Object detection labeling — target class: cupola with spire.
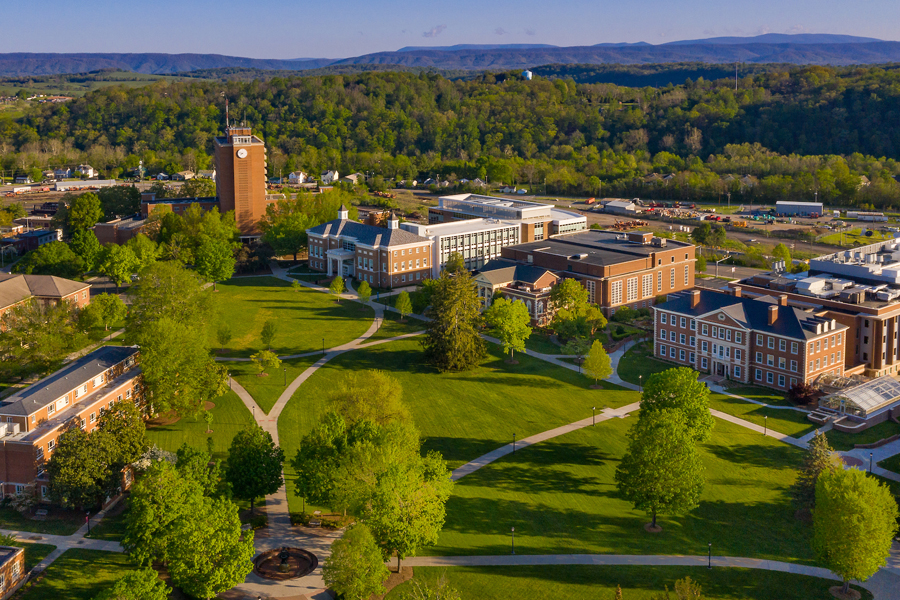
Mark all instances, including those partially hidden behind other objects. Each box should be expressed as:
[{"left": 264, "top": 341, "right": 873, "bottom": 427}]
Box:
[
  {"left": 338, "top": 204, "right": 349, "bottom": 220},
  {"left": 388, "top": 211, "right": 399, "bottom": 230}
]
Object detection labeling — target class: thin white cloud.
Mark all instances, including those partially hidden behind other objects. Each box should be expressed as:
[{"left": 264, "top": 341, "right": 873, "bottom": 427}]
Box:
[
  {"left": 525, "top": 29, "right": 536, "bottom": 36},
  {"left": 495, "top": 27, "right": 507, "bottom": 36},
  {"left": 785, "top": 24, "right": 810, "bottom": 34},
  {"left": 423, "top": 25, "right": 447, "bottom": 38}
]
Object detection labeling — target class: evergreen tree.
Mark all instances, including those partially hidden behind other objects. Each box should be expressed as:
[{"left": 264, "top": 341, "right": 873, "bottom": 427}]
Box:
[
  {"left": 421, "top": 271, "right": 486, "bottom": 372},
  {"left": 791, "top": 430, "right": 842, "bottom": 514}
]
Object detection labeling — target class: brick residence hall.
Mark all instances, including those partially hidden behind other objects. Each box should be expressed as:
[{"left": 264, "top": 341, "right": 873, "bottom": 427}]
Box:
[
  {"left": 0, "top": 346, "right": 141, "bottom": 500},
  {"left": 654, "top": 288, "right": 848, "bottom": 391}
]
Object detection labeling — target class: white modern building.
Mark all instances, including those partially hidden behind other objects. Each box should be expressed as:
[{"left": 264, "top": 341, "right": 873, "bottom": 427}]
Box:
[{"left": 400, "top": 218, "right": 523, "bottom": 276}]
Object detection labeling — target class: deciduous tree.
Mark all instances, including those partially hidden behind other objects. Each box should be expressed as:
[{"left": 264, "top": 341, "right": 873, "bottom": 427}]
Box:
[
  {"left": 614, "top": 410, "right": 705, "bottom": 529},
  {"left": 216, "top": 323, "right": 232, "bottom": 351},
  {"left": 127, "top": 261, "right": 214, "bottom": 331},
  {"left": 194, "top": 234, "right": 235, "bottom": 290},
  {"left": 812, "top": 467, "right": 899, "bottom": 595},
  {"left": 98, "top": 244, "right": 140, "bottom": 291},
  {"left": 640, "top": 367, "right": 715, "bottom": 443},
  {"left": 395, "top": 291, "right": 413, "bottom": 320},
  {"left": 69, "top": 229, "right": 101, "bottom": 271},
  {"left": 94, "top": 567, "right": 170, "bottom": 600},
  {"left": 175, "top": 443, "right": 221, "bottom": 497},
  {"left": 251, "top": 349, "right": 281, "bottom": 375},
  {"left": 83, "top": 293, "right": 127, "bottom": 331},
  {"left": 550, "top": 278, "right": 589, "bottom": 313},
  {"left": 582, "top": 339, "right": 613, "bottom": 385},
  {"left": 330, "top": 275, "right": 345, "bottom": 301},
  {"left": 484, "top": 297, "right": 532, "bottom": 361},
  {"left": 46, "top": 427, "right": 107, "bottom": 510},
  {"left": 66, "top": 192, "right": 104, "bottom": 234},
  {"left": 331, "top": 370, "right": 408, "bottom": 425},
  {"left": 14, "top": 241, "right": 84, "bottom": 278},
  {"left": 356, "top": 280, "right": 372, "bottom": 303},
  {"left": 323, "top": 523, "right": 390, "bottom": 600},
  {"left": 224, "top": 425, "right": 285, "bottom": 513}
]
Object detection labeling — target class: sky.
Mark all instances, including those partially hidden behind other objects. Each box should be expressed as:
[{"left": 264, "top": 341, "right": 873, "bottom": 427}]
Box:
[{"left": 3, "top": 0, "right": 899, "bottom": 58}]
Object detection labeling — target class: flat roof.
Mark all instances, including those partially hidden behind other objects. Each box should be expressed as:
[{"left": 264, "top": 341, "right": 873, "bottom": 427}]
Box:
[
  {"left": 0, "top": 346, "right": 138, "bottom": 417},
  {"left": 776, "top": 201, "right": 823, "bottom": 207},
  {"left": 510, "top": 230, "right": 691, "bottom": 267},
  {"left": 402, "top": 218, "right": 522, "bottom": 237}
]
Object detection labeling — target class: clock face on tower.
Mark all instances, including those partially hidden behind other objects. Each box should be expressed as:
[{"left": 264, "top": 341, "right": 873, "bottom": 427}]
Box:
[{"left": 236, "top": 148, "right": 248, "bottom": 159}]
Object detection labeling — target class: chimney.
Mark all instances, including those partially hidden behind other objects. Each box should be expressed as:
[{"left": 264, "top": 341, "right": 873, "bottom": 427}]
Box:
[
  {"left": 768, "top": 305, "right": 778, "bottom": 325},
  {"left": 733, "top": 286, "right": 742, "bottom": 298},
  {"left": 338, "top": 204, "right": 349, "bottom": 220},
  {"left": 690, "top": 290, "right": 701, "bottom": 308},
  {"left": 388, "top": 211, "right": 399, "bottom": 230},
  {"left": 779, "top": 294, "right": 788, "bottom": 307}
]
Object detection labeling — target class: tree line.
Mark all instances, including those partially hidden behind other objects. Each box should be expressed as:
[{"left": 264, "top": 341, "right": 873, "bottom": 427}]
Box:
[{"left": 2, "top": 67, "right": 900, "bottom": 206}]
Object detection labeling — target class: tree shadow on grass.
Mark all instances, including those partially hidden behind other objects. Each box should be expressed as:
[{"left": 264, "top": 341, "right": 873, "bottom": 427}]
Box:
[{"left": 703, "top": 441, "right": 803, "bottom": 471}]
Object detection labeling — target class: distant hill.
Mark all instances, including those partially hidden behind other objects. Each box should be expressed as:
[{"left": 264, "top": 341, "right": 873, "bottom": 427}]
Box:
[{"left": 2, "top": 34, "right": 900, "bottom": 77}]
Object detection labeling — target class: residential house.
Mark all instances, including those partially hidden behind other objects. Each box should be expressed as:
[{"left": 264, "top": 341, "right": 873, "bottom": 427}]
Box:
[
  {"left": 13, "top": 175, "right": 31, "bottom": 184},
  {"left": 156, "top": 173, "right": 169, "bottom": 181},
  {"left": 53, "top": 167, "right": 73, "bottom": 180},
  {"left": 75, "top": 164, "right": 96, "bottom": 178},
  {"left": 340, "top": 173, "right": 363, "bottom": 185},
  {"left": 172, "top": 171, "right": 195, "bottom": 181},
  {"left": 197, "top": 169, "right": 216, "bottom": 180},
  {"left": 474, "top": 260, "right": 560, "bottom": 326},
  {"left": 0, "top": 273, "right": 91, "bottom": 326},
  {"left": 287, "top": 171, "right": 308, "bottom": 184},
  {"left": 0, "top": 346, "right": 142, "bottom": 500},
  {"left": 320, "top": 170, "right": 339, "bottom": 185}
]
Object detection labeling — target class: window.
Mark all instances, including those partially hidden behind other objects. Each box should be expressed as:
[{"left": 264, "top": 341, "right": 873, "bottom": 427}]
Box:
[
  {"left": 679, "top": 349, "right": 686, "bottom": 361},
  {"left": 767, "top": 337, "right": 774, "bottom": 349},
  {"left": 684, "top": 265, "right": 689, "bottom": 285},
  {"left": 75, "top": 385, "right": 87, "bottom": 398},
  {"left": 837, "top": 351, "right": 842, "bottom": 361},
  {"left": 90, "top": 412, "right": 96, "bottom": 423},
  {"left": 823, "top": 337, "right": 829, "bottom": 350},
  {"left": 816, "top": 341, "right": 821, "bottom": 352},
  {"left": 734, "top": 349, "right": 742, "bottom": 361},
  {"left": 757, "top": 334, "right": 763, "bottom": 345},
  {"left": 611, "top": 281, "right": 622, "bottom": 305},
  {"left": 660, "top": 330, "right": 667, "bottom": 341},
  {"left": 690, "top": 336, "right": 695, "bottom": 347},
  {"left": 735, "top": 332, "right": 742, "bottom": 344},
  {"left": 690, "top": 319, "right": 696, "bottom": 331},
  {"left": 680, "top": 317, "right": 686, "bottom": 328},
  {"left": 734, "top": 365, "right": 742, "bottom": 378},
  {"left": 816, "top": 359, "right": 821, "bottom": 370},
  {"left": 125, "top": 389, "right": 132, "bottom": 398},
  {"left": 809, "top": 360, "right": 813, "bottom": 371},
  {"left": 701, "top": 341, "right": 708, "bottom": 352},
  {"left": 790, "top": 360, "right": 798, "bottom": 372},
  {"left": 41, "top": 486, "right": 49, "bottom": 499},
  {"left": 831, "top": 353, "right": 835, "bottom": 365},
  {"left": 766, "top": 371, "right": 774, "bottom": 384},
  {"left": 702, "top": 324, "right": 709, "bottom": 335},
  {"left": 679, "top": 334, "right": 686, "bottom": 345},
  {"left": 657, "top": 271, "right": 662, "bottom": 292},
  {"left": 626, "top": 278, "right": 638, "bottom": 302},
  {"left": 659, "top": 345, "right": 667, "bottom": 356},
  {"left": 93, "top": 374, "right": 104, "bottom": 387},
  {"left": 779, "top": 339, "right": 786, "bottom": 352},
  {"left": 47, "top": 404, "right": 55, "bottom": 416},
  {"left": 701, "top": 357, "right": 708, "bottom": 369},
  {"left": 726, "top": 330, "right": 731, "bottom": 342},
  {"left": 755, "top": 369, "right": 762, "bottom": 381},
  {"left": 791, "top": 342, "right": 799, "bottom": 354},
  {"left": 689, "top": 352, "right": 695, "bottom": 363},
  {"left": 642, "top": 274, "right": 652, "bottom": 298},
  {"left": 401, "top": 274, "right": 406, "bottom": 282},
  {"left": 837, "top": 333, "right": 842, "bottom": 344},
  {"left": 778, "top": 374, "right": 785, "bottom": 387},
  {"left": 670, "top": 268, "right": 675, "bottom": 288},
  {"left": 718, "top": 328, "right": 725, "bottom": 340},
  {"left": 756, "top": 352, "right": 763, "bottom": 363},
  {"left": 661, "top": 313, "right": 667, "bottom": 325},
  {"left": 48, "top": 439, "right": 55, "bottom": 450},
  {"left": 778, "top": 357, "right": 786, "bottom": 369},
  {"left": 767, "top": 354, "right": 774, "bottom": 366}
]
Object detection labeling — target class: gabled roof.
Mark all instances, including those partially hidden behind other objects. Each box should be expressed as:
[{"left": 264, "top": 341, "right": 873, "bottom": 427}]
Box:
[
  {"left": 307, "top": 218, "right": 431, "bottom": 247},
  {"left": 657, "top": 289, "right": 846, "bottom": 340},
  {"left": 476, "top": 259, "right": 557, "bottom": 286},
  {"left": 0, "top": 346, "right": 138, "bottom": 416},
  {"left": 0, "top": 274, "right": 90, "bottom": 310}
]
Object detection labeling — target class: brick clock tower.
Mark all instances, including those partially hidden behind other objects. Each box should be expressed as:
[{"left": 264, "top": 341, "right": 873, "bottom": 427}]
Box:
[{"left": 213, "top": 126, "right": 268, "bottom": 236}]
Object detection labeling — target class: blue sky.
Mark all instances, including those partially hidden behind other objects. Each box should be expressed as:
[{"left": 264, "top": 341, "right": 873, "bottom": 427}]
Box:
[{"left": 3, "top": 0, "right": 898, "bottom": 58}]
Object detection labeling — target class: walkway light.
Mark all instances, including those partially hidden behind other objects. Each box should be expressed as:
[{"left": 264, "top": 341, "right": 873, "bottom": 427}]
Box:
[{"left": 511, "top": 527, "right": 515, "bottom": 554}]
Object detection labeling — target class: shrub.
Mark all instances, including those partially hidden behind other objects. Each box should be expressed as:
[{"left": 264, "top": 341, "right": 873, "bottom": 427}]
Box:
[{"left": 249, "top": 514, "right": 267, "bottom": 529}]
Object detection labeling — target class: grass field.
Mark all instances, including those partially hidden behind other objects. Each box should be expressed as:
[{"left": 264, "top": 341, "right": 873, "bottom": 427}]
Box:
[
  {"left": 617, "top": 342, "right": 674, "bottom": 386},
  {"left": 426, "top": 416, "right": 812, "bottom": 564},
  {"left": 722, "top": 385, "right": 791, "bottom": 407},
  {"left": 819, "top": 228, "right": 893, "bottom": 247},
  {"left": 228, "top": 357, "right": 316, "bottom": 414},
  {"left": 0, "top": 506, "right": 83, "bottom": 536},
  {"left": 145, "top": 390, "right": 254, "bottom": 462},
  {"left": 0, "top": 71, "right": 203, "bottom": 97},
  {"left": 386, "top": 565, "right": 870, "bottom": 600},
  {"left": 279, "top": 338, "right": 641, "bottom": 513},
  {"left": 18, "top": 544, "right": 57, "bottom": 571},
  {"left": 18, "top": 549, "right": 140, "bottom": 600},
  {"left": 825, "top": 419, "right": 900, "bottom": 451},
  {"left": 709, "top": 394, "right": 816, "bottom": 438},
  {"left": 524, "top": 330, "right": 564, "bottom": 355},
  {"left": 208, "top": 277, "right": 374, "bottom": 358},
  {"left": 364, "top": 312, "right": 427, "bottom": 343},
  {"left": 878, "top": 452, "right": 900, "bottom": 474}
]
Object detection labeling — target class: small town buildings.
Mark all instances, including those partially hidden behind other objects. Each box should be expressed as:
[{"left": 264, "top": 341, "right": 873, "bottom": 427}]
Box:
[
  {"left": 197, "top": 169, "right": 216, "bottom": 180},
  {"left": 172, "top": 171, "right": 195, "bottom": 181},
  {"left": 428, "top": 193, "right": 586, "bottom": 239},
  {"left": 94, "top": 216, "right": 147, "bottom": 245},
  {"left": 0, "top": 346, "right": 141, "bottom": 499},
  {"left": 139, "top": 193, "right": 219, "bottom": 218},
  {"left": 400, "top": 218, "right": 524, "bottom": 276},
  {"left": 604, "top": 199, "right": 638, "bottom": 215},
  {"left": 474, "top": 260, "right": 559, "bottom": 326},
  {"left": 340, "top": 173, "right": 363, "bottom": 185},
  {"left": 75, "top": 164, "right": 96, "bottom": 178},
  {"left": 775, "top": 201, "right": 824, "bottom": 217},
  {"left": 307, "top": 206, "right": 433, "bottom": 288},
  {"left": 0, "top": 273, "right": 91, "bottom": 323},
  {"left": 287, "top": 171, "right": 308, "bottom": 184},
  {"left": 321, "top": 170, "right": 340, "bottom": 185},
  {"left": 654, "top": 288, "right": 848, "bottom": 391},
  {"left": 522, "top": 69, "right": 533, "bottom": 80},
  {"left": 156, "top": 173, "right": 169, "bottom": 181},
  {"left": 53, "top": 167, "right": 73, "bottom": 180},
  {"left": 846, "top": 211, "right": 887, "bottom": 222},
  {"left": 502, "top": 230, "right": 696, "bottom": 316},
  {"left": 2, "top": 229, "right": 61, "bottom": 253},
  {"left": 815, "top": 375, "right": 900, "bottom": 431},
  {"left": 13, "top": 175, "right": 31, "bottom": 185},
  {"left": 0, "top": 546, "right": 25, "bottom": 598},
  {"left": 54, "top": 180, "right": 116, "bottom": 192}
]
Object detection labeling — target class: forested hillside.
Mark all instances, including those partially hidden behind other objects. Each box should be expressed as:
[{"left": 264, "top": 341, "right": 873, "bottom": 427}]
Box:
[{"left": 3, "top": 66, "right": 900, "bottom": 206}]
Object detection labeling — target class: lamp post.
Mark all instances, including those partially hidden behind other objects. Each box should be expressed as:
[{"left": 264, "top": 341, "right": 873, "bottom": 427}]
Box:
[
  {"left": 708, "top": 542, "right": 712, "bottom": 569},
  {"left": 639, "top": 375, "right": 642, "bottom": 393},
  {"left": 228, "top": 372, "right": 231, "bottom": 390},
  {"left": 764, "top": 415, "right": 767, "bottom": 436},
  {"left": 592, "top": 406, "right": 596, "bottom": 426},
  {"left": 511, "top": 527, "right": 515, "bottom": 554},
  {"left": 283, "top": 367, "right": 287, "bottom": 387},
  {"left": 513, "top": 433, "right": 516, "bottom": 453},
  {"left": 322, "top": 337, "right": 325, "bottom": 355},
  {"left": 86, "top": 511, "right": 91, "bottom": 535},
  {"left": 870, "top": 452, "right": 874, "bottom": 473},
  {"left": 715, "top": 253, "right": 731, "bottom": 278}
]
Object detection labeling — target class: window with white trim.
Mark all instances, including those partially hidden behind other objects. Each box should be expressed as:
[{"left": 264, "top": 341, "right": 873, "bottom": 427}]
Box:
[
  {"left": 768, "top": 337, "right": 774, "bottom": 349},
  {"left": 611, "top": 281, "right": 622, "bottom": 305},
  {"left": 670, "top": 268, "right": 675, "bottom": 288},
  {"left": 660, "top": 330, "right": 667, "bottom": 340},
  {"left": 642, "top": 274, "right": 652, "bottom": 298},
  {"left": 702, "top": 324, "right": 709, "bottom": 335},
  {"left": 735, "top": 332, "right": 742, "bottom": 344},
  {"left": 790, "top": 360, "right": 798, "bottom": 372},
  {"left": 659, "top": 345, "right": 667, "bottom": 356},
  {"left": 680, "top": 333, "right": 686, "bottom": 345},
  {"left": 734, "top": 365, "right": 742, "bottom": 378},
  {"left": 779, "top": 339, "right": 786, "bottom": 352},
  {"left": 701, "top": 357, "right": 708, "bottom": 369},
  {"left": 734, "top": 348, "right": 742, "bottom": 360},
  {"left": 701, "top": 340, "right": 708, "bottom": 352},
  {"left": 684, "top": 265, "right": 689, "bottom": 285},
  {"left": 779, "top": 357, "right": 786, "bottom": 369},
  {"left": 791, "top": 342, "right": 799, "bottom": 354},
  {"left": 657, "top": 271, "right": 662, "bottom": 292},
  {"left": 626, "top": 278, "right": 638, "bottom": 302},
  {"left": 661, "top": 313, "right": 667, "bottom": 325},
  {"left": 755, "top": 369, "right": 762, "bottom": 381},
  {"left": 766, "top": 371, "right": 774, "bottom": 384},
  {"left": 679, "top": 349, "right": 686, "bottom": 361}
]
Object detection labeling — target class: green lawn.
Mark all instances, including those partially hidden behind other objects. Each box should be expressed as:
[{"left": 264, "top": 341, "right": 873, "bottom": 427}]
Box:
[
  {"left": 18, "top": 544, "right": 56, "bottom": 571},
  {"left": 524, "top": 331, "right": 564, "bottom": 355},
  {"left": 722, "top": 385, "right": 791, "bottom": 407},
  {"left": 386, "top": 565, "right": 869, "bottom": 600},
  {"left": 427, "top": 416, "right": 812, "bottom": 564},
  {"left": 18, "top": 549, "right": 141, "bottom": 600},
  {"left": 228, "top": 357, "right": 316, "bottom": 414},
  {"left": 617, "top": 342, "right": 674, "bottom": 386},
  {"left": 364, "top": 312, "right": 427, "bottom": 343},
  {"left": 825, "top": 419, "right": 900, "bottom": 452},
  {"left": 0, "top": 506, "right": 83, "bottom": 536},
  {"left": 145, "top": 390, "right": 254, "bottom": 462},
  {"left": 85, "top": 499, "right": 127, "bottom": 542},
  {"left": 819, "top": 228, "right": 892, "bottom": 247},
  {"left": 279, "top": 338, "right": 641, "bottom": 513},
  {"left": 878, "top": 452, "right": 900, "bottom": 474},
  {"left": 209, "top": 277, "right": 374, "bottom": 358},
  {"left": 709, "top": 393, "right": 816, "bottom": 439},
  {"left": 375, "top": 291, "right": 425, "bottom": 315}
]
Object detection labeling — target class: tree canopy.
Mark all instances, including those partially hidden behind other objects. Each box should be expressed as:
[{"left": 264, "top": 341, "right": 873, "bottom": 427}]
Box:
[
  {"left": 422, "top": 271, "right": 485, "bottom": 372},
  {"left": 483, "top": 297, "right": 532, "bottom": 360},
  {"left": 639, "top": 367, "right": 715, "bottom": 443},
  {"left": 224, "top": 425, "right": 285, "bottom": 512}
]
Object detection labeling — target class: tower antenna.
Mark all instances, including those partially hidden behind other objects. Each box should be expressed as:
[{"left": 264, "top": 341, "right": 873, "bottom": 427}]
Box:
[{"left": 221, "top": 92, "right": 229, "bottom": 128}]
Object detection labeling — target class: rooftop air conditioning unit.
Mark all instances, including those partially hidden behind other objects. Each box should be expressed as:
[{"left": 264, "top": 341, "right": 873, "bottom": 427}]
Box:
[
  {"left": 10, "top": 423, "right": 20, "bottom": 435},
  {"left": 0, "top": 424, "right": 7, "bottom": 438}
]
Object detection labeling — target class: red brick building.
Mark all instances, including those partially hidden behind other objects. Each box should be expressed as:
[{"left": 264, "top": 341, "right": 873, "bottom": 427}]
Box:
[
  {"left": 502, "top": 230, "right": 696, "bottom": 316},
  {"left": 654, "top": 289, "right": 848, "bottom": 391},
  {"left": 473, "top": 260, "right": 560, "bottom": 326},
  {"left": 0, "top": 274, "right": 91, "bottom": 325},
  {"left": 0, "top": 346, "right": 142, "bottom": 500},
  {"left": 0, "top": 546, "right": 25, "bottom": 599},
  {"left": 307, "top": 208, "right": 434, "bottom": 288}
]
